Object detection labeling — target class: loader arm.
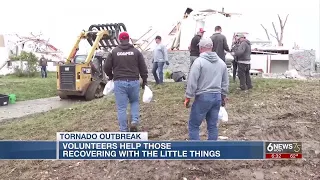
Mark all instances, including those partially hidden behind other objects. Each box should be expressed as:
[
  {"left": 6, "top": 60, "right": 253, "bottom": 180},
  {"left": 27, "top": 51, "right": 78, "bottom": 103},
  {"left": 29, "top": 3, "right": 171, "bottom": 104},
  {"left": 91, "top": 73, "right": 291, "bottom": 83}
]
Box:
[{"left": 83, "top": 30, "right": 109, "bottom": 65}]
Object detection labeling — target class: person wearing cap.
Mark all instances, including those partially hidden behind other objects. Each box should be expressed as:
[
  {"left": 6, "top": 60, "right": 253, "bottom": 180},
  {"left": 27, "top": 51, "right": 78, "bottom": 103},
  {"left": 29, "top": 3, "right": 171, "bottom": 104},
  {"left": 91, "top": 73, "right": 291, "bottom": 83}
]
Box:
[
  {"left": 188, "top": 28, "right": 205, "bottom": 67},
  {"left": 104, "top": 31, "right": 148, "bottom": 132},
  {"left": 184, "top": 38, "right": 229, "bottom": 141},
  {"left": 152, "top": 35, "right": 169, "bottom": 85},
  {"left": 210, "top": 26, "right": 230, "bottom": 62},
  {"left": 231, "top": 34, "right": 252, "bottom": 91}
]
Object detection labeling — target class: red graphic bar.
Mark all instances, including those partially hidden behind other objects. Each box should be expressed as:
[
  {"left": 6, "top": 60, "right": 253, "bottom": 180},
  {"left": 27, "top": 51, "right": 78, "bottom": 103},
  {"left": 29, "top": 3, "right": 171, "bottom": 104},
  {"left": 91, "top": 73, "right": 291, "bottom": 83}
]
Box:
[{"left": 265, "top": 153, "right": 302, "bottom": 159}]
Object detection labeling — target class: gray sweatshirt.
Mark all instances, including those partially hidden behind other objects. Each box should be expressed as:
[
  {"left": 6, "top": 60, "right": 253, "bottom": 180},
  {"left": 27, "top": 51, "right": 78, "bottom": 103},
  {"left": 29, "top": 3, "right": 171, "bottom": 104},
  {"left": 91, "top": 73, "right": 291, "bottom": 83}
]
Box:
[
  {"left": 186, "top": 52, "right": 229, "bottom": 98},
  {"left": 153, "top": 44, "right": 168, "bottom": 63}
]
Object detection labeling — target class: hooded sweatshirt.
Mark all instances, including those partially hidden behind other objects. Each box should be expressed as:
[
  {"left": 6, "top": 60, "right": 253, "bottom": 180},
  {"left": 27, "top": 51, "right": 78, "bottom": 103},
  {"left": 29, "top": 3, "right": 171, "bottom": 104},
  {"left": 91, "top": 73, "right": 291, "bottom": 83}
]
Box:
[
  {"left": 104, "top": 42, "right": 148, "bottom": 81},
  {"left": 186, "top": 52, "right": 229, "bottom": 98},
  {"left": 234, "top": 39, "right": 251, "bottom": 64}
]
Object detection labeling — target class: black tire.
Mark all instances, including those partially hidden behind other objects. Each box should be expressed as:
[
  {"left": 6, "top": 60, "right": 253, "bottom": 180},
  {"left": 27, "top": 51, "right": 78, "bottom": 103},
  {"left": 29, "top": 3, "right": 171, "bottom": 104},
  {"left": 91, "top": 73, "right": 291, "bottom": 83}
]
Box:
[
  {"left": 58, "top": 92, "right": 68, "bottom": 99},
  {"left": 84, "top": 81, "right": 100, "bottom": 101}
]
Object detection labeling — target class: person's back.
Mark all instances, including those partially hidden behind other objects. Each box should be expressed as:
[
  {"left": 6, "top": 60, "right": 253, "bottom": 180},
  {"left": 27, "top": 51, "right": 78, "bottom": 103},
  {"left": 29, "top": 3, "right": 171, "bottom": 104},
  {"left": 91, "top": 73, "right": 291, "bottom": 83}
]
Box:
[
  {"left": 107, "top": 43, "right": 147, "bottom": 81},
  {"left": 210, "top": 26, "right": 230, "bottom": 61},
  {"left": 104, "top": 31, "right": 148, "bottom": 132},
  {"left": 186, "top": 52, "right": 228, "bottom": 97},
  {"left": 189, "top": 35, "right": 201, "bottom": 57},
  {"left": 185, "top": 38, "right": 229, "bottom": 141}
]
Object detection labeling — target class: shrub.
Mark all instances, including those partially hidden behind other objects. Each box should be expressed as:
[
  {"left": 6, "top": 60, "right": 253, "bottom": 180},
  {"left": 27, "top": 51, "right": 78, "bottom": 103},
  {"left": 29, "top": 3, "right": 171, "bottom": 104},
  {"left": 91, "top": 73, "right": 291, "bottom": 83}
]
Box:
[
  {"left": 164, "top": 70, "right": 172, "bottom": 79},
  {"left": 10, "top": 51, "right": 39, "bottom": 77}
]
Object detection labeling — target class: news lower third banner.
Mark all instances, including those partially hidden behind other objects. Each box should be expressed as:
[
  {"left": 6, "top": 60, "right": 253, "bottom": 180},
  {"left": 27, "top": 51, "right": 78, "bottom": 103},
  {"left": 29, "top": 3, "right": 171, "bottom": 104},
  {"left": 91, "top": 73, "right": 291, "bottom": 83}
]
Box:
[{"left": 0, "top": 132, "right": 302, "bottom": 160}]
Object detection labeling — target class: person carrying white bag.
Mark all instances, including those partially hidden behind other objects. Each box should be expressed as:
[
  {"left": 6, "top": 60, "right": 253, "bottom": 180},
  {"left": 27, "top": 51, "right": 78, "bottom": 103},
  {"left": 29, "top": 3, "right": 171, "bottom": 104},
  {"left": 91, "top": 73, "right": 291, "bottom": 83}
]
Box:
[
  {"left": 103, "top": 31, "right": 149, "bottom": 132},
  {"left": 184, "top": 38, "right": 229, "bottom": 141}
]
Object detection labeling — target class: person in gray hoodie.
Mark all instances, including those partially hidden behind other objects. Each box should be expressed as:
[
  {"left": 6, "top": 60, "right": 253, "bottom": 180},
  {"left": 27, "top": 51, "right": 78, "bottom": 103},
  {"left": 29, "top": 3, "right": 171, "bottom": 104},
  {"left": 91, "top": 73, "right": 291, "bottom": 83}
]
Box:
[
  {"left": 210, "top": 26, "right": 230, "bottom": 62},
  {"left": 231, "top": 34, "right": 252, "bottom": 90},
  {"left": 152, "top": 36, "right": 169, "bottom": 85},
  {"left": 184, "top": 38, "right": 229, "bottom": 141}
]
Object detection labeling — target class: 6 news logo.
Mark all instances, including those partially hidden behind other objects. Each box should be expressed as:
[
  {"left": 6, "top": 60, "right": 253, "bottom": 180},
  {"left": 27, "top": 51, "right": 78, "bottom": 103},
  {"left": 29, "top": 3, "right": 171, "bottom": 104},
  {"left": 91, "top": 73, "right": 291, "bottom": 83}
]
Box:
[{"left": 265, "top": 142, "right": 302, "bottom": 153}]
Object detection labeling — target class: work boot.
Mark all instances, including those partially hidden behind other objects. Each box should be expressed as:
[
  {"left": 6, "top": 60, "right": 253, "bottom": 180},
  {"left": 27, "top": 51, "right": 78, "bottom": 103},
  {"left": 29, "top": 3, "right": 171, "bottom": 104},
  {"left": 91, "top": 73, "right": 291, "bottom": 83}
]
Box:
[{"left": 130, "top": 123, "right": 138, "bottom": 132}]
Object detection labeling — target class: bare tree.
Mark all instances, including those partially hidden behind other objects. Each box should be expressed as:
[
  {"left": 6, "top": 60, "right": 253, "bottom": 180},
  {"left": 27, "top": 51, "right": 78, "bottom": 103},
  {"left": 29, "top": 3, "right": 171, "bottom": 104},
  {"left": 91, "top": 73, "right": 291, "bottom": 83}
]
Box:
[
  {"left": 261, "top": 14, "right": 289, "bottom": 46},
  {"left": 260, "top": 24, "right": 270, "bottom": 40},
  {"left": 270, "top": 14, "right": 289, "bottom": 46}
]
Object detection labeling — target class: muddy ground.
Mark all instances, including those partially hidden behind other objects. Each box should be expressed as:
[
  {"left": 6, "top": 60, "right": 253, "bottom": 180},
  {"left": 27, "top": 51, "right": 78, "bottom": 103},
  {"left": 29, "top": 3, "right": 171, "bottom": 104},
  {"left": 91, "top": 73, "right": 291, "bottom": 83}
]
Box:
[{"left": 0, "top": 79, "right": 319, "bottom": 180}]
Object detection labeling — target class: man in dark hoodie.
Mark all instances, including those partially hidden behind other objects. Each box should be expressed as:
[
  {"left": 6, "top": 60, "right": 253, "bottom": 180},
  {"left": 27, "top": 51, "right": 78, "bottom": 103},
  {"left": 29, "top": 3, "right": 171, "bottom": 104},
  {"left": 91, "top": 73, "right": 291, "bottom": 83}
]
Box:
[
  {"left": 185, "top": 38, "right": 229, "bottom": 141},
  {"left": 231, "top": 34, "right": 252, "bottom": 90},
  {"left": 39, "top": 55, "right": 48, "bottom": 78},
  {"left": 210, "top": 26, "right": 230, "bottom": 62},
  {"left": 104, "top": 31, "right": 148, "bottom": 132}
]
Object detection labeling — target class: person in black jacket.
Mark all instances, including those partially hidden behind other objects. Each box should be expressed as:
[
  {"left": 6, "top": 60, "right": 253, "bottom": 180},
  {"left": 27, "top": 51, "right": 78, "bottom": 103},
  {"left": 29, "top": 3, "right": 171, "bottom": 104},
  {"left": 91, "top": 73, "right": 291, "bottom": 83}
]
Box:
[
  {"left": 104, "top": 31, "right": 148, "bottom": 132},
  {"left": 188, "top": 28, "right": 205, "bottom": 67},
  {"left": 210, "top": 26, "right": 230, "bottom": 62}
]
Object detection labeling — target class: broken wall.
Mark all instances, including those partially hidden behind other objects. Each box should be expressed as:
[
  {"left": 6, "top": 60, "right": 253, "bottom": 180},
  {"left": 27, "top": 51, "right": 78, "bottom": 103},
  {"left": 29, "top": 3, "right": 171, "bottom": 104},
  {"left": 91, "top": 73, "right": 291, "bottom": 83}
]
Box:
[
  {"left": 141, "top": 51, "right": 190, "bottom": 80},
  {"left": 288, "top": 50, "right": 316, "bottom": 76}
]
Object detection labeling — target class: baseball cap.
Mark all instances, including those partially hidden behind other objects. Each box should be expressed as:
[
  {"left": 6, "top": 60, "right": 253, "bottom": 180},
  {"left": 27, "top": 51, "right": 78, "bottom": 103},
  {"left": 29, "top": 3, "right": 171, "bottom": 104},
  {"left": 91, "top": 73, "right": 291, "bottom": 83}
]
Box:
[
  {"left": 199, "top": 28, "right": 205, "bottom": 33},
  {"left": 118, "top": 32, "right": 130, "bottom": 40},
  {"left": 155, "top": 35, "right": 161, "bottom": 40},
  {"left": 198, "top": 38, "right": 213, "bottom": 48}
]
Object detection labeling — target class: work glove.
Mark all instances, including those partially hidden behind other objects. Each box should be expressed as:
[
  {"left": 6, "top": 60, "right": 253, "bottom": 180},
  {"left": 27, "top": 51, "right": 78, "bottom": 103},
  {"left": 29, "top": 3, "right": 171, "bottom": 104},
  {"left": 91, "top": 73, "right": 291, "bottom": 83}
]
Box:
[
  {"left": 165, "top": 61, "right": 169, "bottom": 65},
  {"left": 184, "top": 98, "right": 191, "bottom": 108},
  {"left": 141, "top": 80, "right": 147, "bottom": 90},
  {"left": 221, "top": 94, "right": 227, "bottom": 107}
]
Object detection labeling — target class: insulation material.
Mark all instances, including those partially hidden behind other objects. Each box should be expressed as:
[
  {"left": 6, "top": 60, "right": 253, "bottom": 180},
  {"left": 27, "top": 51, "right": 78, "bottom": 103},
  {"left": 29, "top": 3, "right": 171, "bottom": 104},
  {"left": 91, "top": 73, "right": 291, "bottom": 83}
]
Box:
[{"left": 289, "top": 50, "right": 316, "bottom": 76}]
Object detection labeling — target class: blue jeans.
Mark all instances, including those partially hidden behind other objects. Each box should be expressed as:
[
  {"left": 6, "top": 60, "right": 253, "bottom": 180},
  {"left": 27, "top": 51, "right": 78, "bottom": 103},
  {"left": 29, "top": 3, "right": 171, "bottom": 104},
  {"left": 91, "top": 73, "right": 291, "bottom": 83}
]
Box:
[
  {"left": 152, "top": 62, "right": 165, "bottom": 84},
  {"left": 114, "top": 80, "right": 140, "bottom": 132},
  {"left": 41, "top": 66, "right": 47, "bottom": 78},
  {"left": 188, "top": 93, "right": 221, "bottom": 140}
]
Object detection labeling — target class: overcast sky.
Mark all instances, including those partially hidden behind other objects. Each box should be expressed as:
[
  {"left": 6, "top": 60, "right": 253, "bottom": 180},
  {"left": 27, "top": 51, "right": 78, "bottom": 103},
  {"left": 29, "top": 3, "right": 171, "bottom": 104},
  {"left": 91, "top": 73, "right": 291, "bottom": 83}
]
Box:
[{"left": 1, "top": 0, "right": 319, "bottom": 59}]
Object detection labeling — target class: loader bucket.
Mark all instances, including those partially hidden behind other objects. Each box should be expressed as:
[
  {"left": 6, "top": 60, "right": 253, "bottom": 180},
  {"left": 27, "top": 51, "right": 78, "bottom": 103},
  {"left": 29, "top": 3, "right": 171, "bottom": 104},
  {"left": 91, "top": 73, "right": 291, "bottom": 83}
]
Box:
[{"left": 88, "top": 23, "right": 127, "bottom": 50}]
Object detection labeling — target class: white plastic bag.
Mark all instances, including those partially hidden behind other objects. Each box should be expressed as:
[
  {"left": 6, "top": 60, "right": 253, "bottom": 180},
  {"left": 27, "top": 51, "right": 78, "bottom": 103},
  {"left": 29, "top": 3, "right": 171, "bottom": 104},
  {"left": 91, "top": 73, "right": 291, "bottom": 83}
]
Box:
[
  {"left": 142, "top": 86, "right": 153, "bottom": 103},
  {"left": 218, "top": 107, "right": 228, "bottom": 122},
  {"left": 103, "top": 80, "right": 114, "bottom": 95}
]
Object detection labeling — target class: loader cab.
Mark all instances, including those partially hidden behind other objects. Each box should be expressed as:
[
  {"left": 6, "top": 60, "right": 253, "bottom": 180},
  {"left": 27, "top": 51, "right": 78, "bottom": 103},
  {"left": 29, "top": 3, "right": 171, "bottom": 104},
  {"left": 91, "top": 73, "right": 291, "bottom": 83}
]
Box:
[{"left": 72, "top": 54, "right": 105, "bottom": 78}]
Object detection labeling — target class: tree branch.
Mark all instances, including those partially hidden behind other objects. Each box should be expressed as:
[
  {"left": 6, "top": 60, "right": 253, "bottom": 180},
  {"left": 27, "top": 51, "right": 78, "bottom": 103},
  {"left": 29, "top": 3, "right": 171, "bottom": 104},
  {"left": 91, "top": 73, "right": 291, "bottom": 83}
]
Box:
[
  {"left": 283, "top": 14, "right": 289, "bottom": 28},
  {"left": 260, "top": 24, "right": 270, "bottom": 40},
  {"left": 270, "top": 34, "right": 277, "bottom": 39},
  {"left": 271, "top": 22, "right": 280, "bottom": 42}
]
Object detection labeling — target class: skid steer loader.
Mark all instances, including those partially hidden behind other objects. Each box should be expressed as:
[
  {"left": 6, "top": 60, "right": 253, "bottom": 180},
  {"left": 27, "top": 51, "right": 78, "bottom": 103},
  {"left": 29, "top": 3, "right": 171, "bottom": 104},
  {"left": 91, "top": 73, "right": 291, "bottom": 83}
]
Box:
[{"left": 57, "top": 23, "right": 127, "bottom": 101}]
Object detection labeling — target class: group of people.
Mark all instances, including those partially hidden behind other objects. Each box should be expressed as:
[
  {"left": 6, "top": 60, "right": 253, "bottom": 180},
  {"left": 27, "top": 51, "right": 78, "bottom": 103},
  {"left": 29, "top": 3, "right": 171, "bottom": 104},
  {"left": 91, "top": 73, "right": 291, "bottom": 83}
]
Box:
[
  {"left": 189, "top": 26, "right": 252, "bottom": 91},
  {"left": 104, "top": 27, "right": 252, "bottom": 140}
]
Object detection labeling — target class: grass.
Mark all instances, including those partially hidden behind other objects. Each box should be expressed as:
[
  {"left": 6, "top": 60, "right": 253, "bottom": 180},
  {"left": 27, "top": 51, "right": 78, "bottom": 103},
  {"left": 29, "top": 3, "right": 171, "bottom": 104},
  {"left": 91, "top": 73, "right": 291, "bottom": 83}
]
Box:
[
  {"left": 0, "top": 72, "right": 57, "bottom": 101},
  {"left": 0, "top": 78, "right": 319, "bottom": 179}
]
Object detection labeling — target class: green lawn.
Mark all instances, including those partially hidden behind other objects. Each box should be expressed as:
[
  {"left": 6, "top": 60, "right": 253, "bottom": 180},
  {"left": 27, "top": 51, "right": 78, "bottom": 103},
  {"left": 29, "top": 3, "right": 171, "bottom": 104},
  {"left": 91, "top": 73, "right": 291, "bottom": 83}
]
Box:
[{"left": 0, "top": 72, "right": 57, "bottom": 101}]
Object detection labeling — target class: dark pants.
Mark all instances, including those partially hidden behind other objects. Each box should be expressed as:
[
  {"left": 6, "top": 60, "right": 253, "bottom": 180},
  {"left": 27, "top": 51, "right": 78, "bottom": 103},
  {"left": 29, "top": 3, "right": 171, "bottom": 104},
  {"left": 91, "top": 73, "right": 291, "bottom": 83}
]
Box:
[
  {"left": 41, "top": 66, "right": 47, "bottom": 78},
  {"left": 237, "top": 63, "right": 252, "bottom": 90},
  {"left": 152, "top": 62, "right": 165, "bottom": 84},
  {"left": 188, "top": 93, "right": 221, "bottom": 140},
  {"left": 232, "top": 60, "right": 238, "bottom": 82}
]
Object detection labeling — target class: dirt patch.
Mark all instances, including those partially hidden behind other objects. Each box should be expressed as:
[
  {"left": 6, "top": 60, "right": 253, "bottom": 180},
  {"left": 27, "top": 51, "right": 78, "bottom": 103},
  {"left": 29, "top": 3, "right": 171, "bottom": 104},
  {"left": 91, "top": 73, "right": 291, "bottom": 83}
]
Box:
[{"left": 0, "top": 79, "right": 319, "bottom": 180}]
